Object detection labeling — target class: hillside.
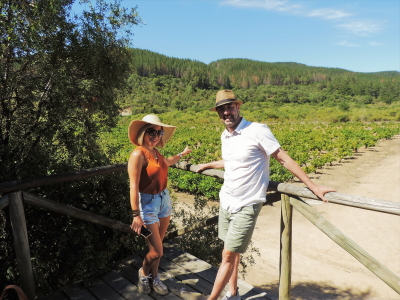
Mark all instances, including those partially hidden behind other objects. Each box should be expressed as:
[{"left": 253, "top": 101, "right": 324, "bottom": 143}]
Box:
[{"left": 117, "top": 49, "right": 400, "bottom": 117}]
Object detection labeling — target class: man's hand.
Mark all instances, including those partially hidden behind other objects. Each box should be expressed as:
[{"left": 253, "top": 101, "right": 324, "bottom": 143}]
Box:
[
  {"left": 196, "top": 163, "right": 209, "bottom": 173},
  {"left": 309, "top": 185, "right": 336, "bottom": 202}
]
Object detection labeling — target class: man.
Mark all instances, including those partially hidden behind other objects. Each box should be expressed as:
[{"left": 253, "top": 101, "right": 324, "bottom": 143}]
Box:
[{"left": 197, "top": 90, "right": 335, "bottom": 300}]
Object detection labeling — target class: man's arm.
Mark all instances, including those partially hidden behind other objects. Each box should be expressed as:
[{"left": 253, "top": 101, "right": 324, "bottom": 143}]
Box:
[
  {"left": 271, "top": 148, "right": 336, "bottom": 202},
  {"left": 196, "top": 159, "right": 225, "bottom": 172}
]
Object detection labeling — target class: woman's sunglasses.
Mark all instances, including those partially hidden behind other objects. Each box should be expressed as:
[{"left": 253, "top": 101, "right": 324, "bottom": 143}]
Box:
[{"left": 145, "top": 128, "right": 165, "bottom": 137}]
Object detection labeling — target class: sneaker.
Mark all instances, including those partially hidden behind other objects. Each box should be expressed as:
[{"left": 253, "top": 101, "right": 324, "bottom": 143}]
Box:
[
  {"left": 221, "top": 288, "right": 240, "bottom": 300},
  {"left": 152, "top": 275, "right": 169, "bottom": 295},
  {"left": 138, "top": 267, "right": 151, "bottom": 294}
]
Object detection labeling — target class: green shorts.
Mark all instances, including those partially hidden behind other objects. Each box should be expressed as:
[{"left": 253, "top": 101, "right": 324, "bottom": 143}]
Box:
[{"left": 218, "top": 203, "right": 263, "bottom": 253}]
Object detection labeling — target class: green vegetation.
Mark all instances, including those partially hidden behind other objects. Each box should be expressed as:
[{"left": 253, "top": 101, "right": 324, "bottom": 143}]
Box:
[
  {"left": 102, "top": 112, "right": 400, "bottom": 199},
  {"left": 118, "top": 49, "right": 400, "bottom": 115}
]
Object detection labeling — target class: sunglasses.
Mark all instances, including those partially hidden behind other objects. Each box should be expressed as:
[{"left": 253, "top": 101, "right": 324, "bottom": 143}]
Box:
[{"left": 145, "top": 128, "right": 165, "bottom": 137}]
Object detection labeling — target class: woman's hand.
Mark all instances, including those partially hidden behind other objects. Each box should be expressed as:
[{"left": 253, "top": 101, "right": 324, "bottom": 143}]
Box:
[
  {"left": 180, "top": 146, "right": 192, "bottom": 157},
  {"left": 131, "top": 215, "right": 144, "bottom": 236}
]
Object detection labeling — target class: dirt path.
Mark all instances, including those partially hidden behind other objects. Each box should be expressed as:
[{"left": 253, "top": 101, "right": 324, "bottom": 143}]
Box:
[{"left": 174, "top": 135, "right": 400, "bottom": 300}]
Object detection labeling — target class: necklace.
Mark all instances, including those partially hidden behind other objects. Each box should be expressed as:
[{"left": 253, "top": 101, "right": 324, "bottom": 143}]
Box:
[{"left": 152, "top": 150, "right": 158, "bottom": 160}]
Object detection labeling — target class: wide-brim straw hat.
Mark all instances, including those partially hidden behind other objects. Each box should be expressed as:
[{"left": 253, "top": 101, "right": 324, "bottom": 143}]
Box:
[
  {"left": 210, "top": 89, "right": 243, "bottom": 111},
  {"left": 128, "top": 114, "right": 176, "bottom": 148}
]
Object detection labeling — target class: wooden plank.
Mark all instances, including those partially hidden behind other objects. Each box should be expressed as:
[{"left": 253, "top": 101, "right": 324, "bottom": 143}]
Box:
[
  {"left": 87, "top": 278, "right": 125, "bottom": 300},
  {"left": 0, "top": 194, "right": 9, "bottom": 210},
  {"left": 158, "top": 256, "right": 214, "bottom": 296},
  {"left": 268, "top": 181, "right": 400, "bottom": 215},
  {"left": 101, "top": 270, "right": 141, "bottom": 300},
  {"left": 112, "top": 261, "right": 153, "bottom": 300},
  {"left": 9, "top": 191, "right": 36, "bottom": 300},
  {"left": 172, "top": 162, "right": 224, "bottom": 179},
  {"left": 290, "top": 196, "right": 400, "bottom": 295},
  {"left": 22, "top": 192, "right": 133, "bottom": 234},
  {"left": 125, "top": 253, "right": 184, "bottom": 299},
  {"left": 63, "top": 282, "right": 98, "bottom": 300},
  {"left": 162, "top": 245, "right": 271, "bottom": 300},
  {"left": 173, "top": 163, "right": 400, "bottom": 215},
  {"left": 38, "top": 290, "right": 70, "bottom": 300},
  {"left": 279, "top": 194, "right": 292, "bottom": 300},
  {"left": 0, "top": 164, "right": 127, "bottom": 194}
]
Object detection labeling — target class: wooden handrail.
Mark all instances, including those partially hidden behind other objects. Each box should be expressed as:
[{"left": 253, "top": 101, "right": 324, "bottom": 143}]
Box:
[
  {"left": 22, "top": 192, "right": 134, "bottom": 235},
  {"left": 1, "top": 162, "right": 399, "bottom": 216},
  {"left": 0, "top": 164, "right": 127, "bottom": 194},
  {"left": 173, "top": 162, "right": 400, "bottom": 216}
]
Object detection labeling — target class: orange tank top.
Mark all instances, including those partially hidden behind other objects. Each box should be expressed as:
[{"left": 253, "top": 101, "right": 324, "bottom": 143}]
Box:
[{"left": 136, "top": 146, "right": 168, "bottom": 194}]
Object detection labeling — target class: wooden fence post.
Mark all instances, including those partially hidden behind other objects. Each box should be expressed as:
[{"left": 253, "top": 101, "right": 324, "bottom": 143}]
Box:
[
  {"left": 279, "top": 194, "right": 293, "bottom": 300},
  {"left": 290, "top": 196, "right": 400, "bottom": 295},
  {"left": 9, "top": 191, "right": 35, "bottom": 300}
]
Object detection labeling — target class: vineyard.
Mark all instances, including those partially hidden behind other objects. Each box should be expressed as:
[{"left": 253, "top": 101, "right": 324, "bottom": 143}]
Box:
[{"left": 100, "top": 111, "right": 400, "bottom": 199}]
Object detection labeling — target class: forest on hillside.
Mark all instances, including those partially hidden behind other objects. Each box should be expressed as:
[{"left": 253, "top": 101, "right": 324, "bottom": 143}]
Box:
[{"left": 118, "top": 49, "right": 400, "bottom": 117}]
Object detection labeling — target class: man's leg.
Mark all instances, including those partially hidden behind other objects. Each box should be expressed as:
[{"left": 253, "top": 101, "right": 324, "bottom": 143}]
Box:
[
  {"left": 207, "top": 248, "right": 240, "bottom": 300},
  {"left": 228, "top": 252, "right": 240, "bottom": 295}
]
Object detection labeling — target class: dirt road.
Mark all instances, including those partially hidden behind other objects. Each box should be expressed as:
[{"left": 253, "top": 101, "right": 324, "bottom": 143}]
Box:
[
  {"left": 173, "top": 134, "right": 400, "bottom": 300},
  {"left": 243, "top": 135, "right": 400, "bottom": 300}
]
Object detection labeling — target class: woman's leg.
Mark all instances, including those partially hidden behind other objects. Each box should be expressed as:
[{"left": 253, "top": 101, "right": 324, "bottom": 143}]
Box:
[{"left": 143, "top": 216, "right": 170, "bottom": 277}]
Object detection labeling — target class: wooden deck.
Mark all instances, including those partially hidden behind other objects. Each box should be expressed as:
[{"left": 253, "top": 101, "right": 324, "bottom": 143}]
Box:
[{"left": 38, "top": 243, "right": 271, "bottom": 300}]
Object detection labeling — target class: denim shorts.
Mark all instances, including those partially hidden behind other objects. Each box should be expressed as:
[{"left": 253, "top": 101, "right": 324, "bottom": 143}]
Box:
[
  {"left": 218, "top": 203, "right": 263, "bottom": 253},
  {"left": 139, "top": 189, "right": 172, "bottom": 225}
]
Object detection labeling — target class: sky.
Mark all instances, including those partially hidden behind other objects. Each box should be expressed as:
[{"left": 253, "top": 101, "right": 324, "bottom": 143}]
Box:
[{"left": 76, "top": 0, "right": 400, "bottom": 73}]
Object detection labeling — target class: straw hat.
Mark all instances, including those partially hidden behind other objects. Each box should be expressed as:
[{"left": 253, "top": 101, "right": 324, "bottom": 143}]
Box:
[
  {"left": 210, "top": 89, "right": 243, "bottom": 111},
  {"left": 128, "top": 114, "right": 176, "bottom": 148}
]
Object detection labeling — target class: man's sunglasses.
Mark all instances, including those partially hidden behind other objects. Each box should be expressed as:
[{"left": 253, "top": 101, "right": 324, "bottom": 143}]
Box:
[{"left": 145, "top": 128, "right": 165, "bottom": 137}]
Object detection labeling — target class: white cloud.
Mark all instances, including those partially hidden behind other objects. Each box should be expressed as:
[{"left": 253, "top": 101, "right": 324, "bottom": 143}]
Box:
[
  {"left": 337, "top": 21, "right": 382, "bottom": 36},
  {"left": 222, "top": 0, "right": 302, "bottom": 12},
  {"left": 307, "top": 8, "right": 352, "bottom": 20},
  {"left": 369, "top": 41, "right": 382, "bottom": 46},
  {"left": 337, "top": 40, "right": 359, "bottom": 47},
  {"left": 223, "top": 0, "right": 385, "bottom": 37}
]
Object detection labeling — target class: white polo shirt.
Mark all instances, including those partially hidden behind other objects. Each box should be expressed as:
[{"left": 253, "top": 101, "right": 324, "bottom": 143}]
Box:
[{"left": 219, "top": 118, "right": 281, "bottom": 213}]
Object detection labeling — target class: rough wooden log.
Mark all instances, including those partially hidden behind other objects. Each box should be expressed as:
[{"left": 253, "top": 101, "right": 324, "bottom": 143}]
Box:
[
  {"left": 290, "top": 196, "right": 400, "bottom": 295},
  {"left": 9, "top": 192, "right": 36, "bottom": 300},
  {"left": 279, "top": 194, "right": 292, "bottom": 300},
  {"left": 0, "top": 164, "right": 127, "bottom": 194},
  {"left": 268, "top": 181, "right": 400, "bottom": 215},
  {"left": 172, "top": 162, "right": 225, "bottom": 179},
  {"left": 173, "top": 163, "right": 400, "bottom": 215},
  {"left": 0, "top": 194, "right": 9, "bottom": 210},
  {"left": 22, "top": 192, "right": 134, "bottom": 235}
]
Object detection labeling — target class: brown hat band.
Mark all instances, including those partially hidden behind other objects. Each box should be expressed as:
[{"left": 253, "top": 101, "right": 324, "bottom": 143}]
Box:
[{"left": 215, "top": 98, "right": 237, "bottom": 107}]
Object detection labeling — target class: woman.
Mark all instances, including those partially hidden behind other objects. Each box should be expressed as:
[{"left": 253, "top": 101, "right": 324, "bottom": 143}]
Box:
[{"left": 127, "top": 114, "right": 191, "bottom": 295}]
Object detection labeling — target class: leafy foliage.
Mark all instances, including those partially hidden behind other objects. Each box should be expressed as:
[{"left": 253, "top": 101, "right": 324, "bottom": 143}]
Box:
[
  {"left": 118, "top": 49, "right": 400, "bottom": 113},
  {"left": 0, "top": 0, "right": 142, "bottom": 296},
  {"left": 103, "top": 112, "right": 400, "bottom": 199}
]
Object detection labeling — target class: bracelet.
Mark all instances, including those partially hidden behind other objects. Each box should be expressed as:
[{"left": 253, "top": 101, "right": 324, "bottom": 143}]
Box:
[
  {"left": 178, "top": 153, "right": 183, "bottom": 159},
  {"left": 132, "top": 209, "right": 140, "bottom": 217}
]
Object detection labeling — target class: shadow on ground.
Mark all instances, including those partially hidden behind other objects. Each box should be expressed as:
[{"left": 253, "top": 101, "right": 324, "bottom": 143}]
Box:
[{"left": 256, "top": 281, "right": 371, "bottom": 300}]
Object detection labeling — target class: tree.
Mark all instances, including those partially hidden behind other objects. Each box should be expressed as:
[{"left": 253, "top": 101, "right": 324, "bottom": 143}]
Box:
[
  {"left": 0, "top": 0, "right": 141, "bottom": 181},
  {"left": 0, "top": 0, "right": 143, "bottom": 294}
]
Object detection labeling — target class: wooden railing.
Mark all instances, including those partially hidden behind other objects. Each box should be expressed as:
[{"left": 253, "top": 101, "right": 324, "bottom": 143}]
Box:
[{"left": 1, "top": 162, "right": 399, "bottom": 300}]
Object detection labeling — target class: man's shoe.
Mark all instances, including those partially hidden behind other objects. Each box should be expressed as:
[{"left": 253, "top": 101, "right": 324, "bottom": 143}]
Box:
[
  {"left": 138, "top": 267, "right": 151, "bottom": 294},
  {"left": 221, "top": 288, "right": 240, "bottom": 300},
  {"left": 152, "top": 275, "right": 169, "bottom": 295}
]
